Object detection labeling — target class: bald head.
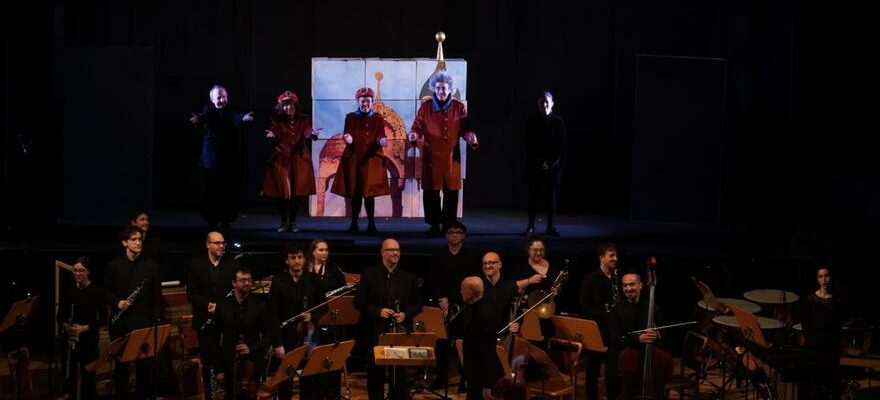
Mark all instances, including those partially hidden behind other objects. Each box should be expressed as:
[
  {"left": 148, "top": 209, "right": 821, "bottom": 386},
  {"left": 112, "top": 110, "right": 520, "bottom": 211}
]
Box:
[
  {"left": 381, "top": 238, "right": 401, "bottom": 268},
  {"left": 460, "top": 276, "right": 484, "bottom": 304}
]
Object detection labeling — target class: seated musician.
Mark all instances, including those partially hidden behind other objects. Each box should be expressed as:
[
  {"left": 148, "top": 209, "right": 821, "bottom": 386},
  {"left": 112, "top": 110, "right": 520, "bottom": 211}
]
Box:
[
  {"left": 608, "top": 270, "right": 665, "bottom": 400},
  {"left": 212, "top": 267, "right": 276, "bottom": 398},
  {"left": 354, "top": 238, "right": 422, "bottom": 400},
  {"left": 268, "top": 242, "right": 323, "bottom": 399},
  {"left": 57, "top": 257, "right": 106, "bottom": 400}
]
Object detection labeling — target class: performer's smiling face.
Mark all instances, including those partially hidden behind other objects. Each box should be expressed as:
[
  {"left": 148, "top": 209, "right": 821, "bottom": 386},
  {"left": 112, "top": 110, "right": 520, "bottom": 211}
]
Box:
[
  {"left": 358, "top": 96, "right": 373, "bottom": 113},
  {"left": 210, "top": 87, "right": 228, "bottom": 109},
  {"left": 434, "top": 82, "right": 451, "bottom": 102},
  {"left": 282, "top": 101, "right": 296, "bottom": 116}
]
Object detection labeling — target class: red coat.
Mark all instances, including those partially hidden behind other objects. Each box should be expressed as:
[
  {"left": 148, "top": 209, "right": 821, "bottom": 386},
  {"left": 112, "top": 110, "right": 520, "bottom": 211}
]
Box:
[
  {"left": 260, "top": 116, "right": 316, "bottom": 198},
  {"left": 330, "top": 112, "right": 390, "bottom": 198},
  {"left": 410, "top": 98, "right": 469, "bottom": 191}
]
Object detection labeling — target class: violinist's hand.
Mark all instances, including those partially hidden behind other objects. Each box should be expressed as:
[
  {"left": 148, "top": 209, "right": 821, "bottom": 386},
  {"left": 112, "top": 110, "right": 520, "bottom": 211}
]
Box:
[
  {"left": 394, "top": 312, "right": 406, "bottom": 323},
  {"left": 639, "top": 330, "right": 658, "bottom": 344},
  {"left": 528, "top": 274, "right": 544, "bottom": 286},
  {"left": 380, "top": 308, "right": 395, "bottom": 319},
  {"left": 216, "top": 372, "right": 226, "bottom": 385},
  {"left": 510, "top": 322, "right": 520, "bottom": 334},
  {"left": 343, "top": 133, "right": 353, "bottom": 144},
  {"left": 302, "top": 312, "right": 311, "bottom": 322},
  {"left": 274, "top": 346, "right": 285, "bottom": 359},
  {"left": 235, "top": 343, "right": 251, "bottom": 355},
  {"left": 438, "top": 297, "right": 449, "bottom": 316}
]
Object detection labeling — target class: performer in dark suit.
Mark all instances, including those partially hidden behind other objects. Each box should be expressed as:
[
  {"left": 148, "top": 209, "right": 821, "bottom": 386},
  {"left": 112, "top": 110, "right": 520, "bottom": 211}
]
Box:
[
  {"left": 354, "top": 238, "right": 423, "bottom": 400},
  {"left": 104, "top": 225, "right": 162, "bottom": 399},
  {"left": 212, "top": 267, "right": 276, "bottom": 397},
  {"left": 578, "top": 241, "right": 621, "bottom": 400},
  {"left": 186, "top": 231, "right": 238, "bottom": 399},
  {"left": 524, "top": 91, "right": 566, "bottom": 236}
]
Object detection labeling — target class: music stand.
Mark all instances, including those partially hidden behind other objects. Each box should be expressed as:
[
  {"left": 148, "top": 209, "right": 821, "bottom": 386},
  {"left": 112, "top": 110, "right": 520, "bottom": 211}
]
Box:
[
  {"left": 258, "top": 344, "right": 308, "bottom": 397},
  {"left": 119, "top": 324, "right": 172, "bottom": 363},
  {"left": 301, "top": 340, "right": 356, "bottom": 400},
  {"left": 731, "top": 306, "right": 768, "bottom": 348},
  {"left": 412, "top": 307, "right": 451, "bottom": 399},
  {"left": 375, "top": 333, "right": 438, "bottom": 400},
  {"left": 0, "top": 296, "right": 39, "bottom": 334},
  {"left": 317, "top": 295, "right": 359, "bottom": 399},
  {"left": 551, "top": 315, "right": 607, "bottom": 353}
]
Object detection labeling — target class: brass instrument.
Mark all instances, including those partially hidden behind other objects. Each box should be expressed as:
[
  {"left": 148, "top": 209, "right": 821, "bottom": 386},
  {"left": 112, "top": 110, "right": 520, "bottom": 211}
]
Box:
[{"left": 526, "top": 265, "right": 570, "bottom": 319}]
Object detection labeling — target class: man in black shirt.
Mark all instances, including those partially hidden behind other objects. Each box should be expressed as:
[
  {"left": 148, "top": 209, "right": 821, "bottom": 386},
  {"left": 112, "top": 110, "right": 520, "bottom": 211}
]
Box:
[
  {"left": 213, "top": 267, "right": 275, "bottom": 397},
  {"left": 609, "top": 271, "right": 664, "bottom": 400},
  {"left": 104, "top": 225, "right": 162, "bottom": 399},
  {"left": 578, "top": 241, "right": 621, "bottom": 400},
  {"left": 187, "top": 231, "right": 238, "bottom": 399},
  {"left": 268, "top": 242, "right": 322, "bottom": 399},
  {"left": 354, "top": 238, "right": 422, "bottom": 400},
  {"left": 459, "top": 276, "right": 508, "bottom": 400},
  {"left": 428, "top": 221, "right": 480, "bottom": 387}
]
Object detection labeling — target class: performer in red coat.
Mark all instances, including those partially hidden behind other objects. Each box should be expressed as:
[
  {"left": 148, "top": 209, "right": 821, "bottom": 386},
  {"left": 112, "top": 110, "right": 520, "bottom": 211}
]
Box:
[
  {"left": 408, "top": 71, "right": 479, "bottom": 234},
  {"left": 260, "top": 90, "right": 318, "bottom": 233},
  {"left": 331, "top": 87, "right": 390, "bottom": 234}
]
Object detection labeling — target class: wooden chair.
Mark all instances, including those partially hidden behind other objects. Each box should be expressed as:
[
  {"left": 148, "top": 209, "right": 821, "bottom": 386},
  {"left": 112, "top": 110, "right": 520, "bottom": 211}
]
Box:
[{"left": 665, "top": 330, "right": 708, "bottom": 399}]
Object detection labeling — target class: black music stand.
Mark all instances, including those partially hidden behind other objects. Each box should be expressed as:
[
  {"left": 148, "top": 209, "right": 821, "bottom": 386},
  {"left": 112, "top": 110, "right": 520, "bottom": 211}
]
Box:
[
  {"left": 1, "top": 296, "right": 40, "bottom": 400},
  {"left": 318, "top": 295, "right": 359, "bottom": 399},
  {"left": 301, "top": 340, "right": 356, "bottom": 400}
]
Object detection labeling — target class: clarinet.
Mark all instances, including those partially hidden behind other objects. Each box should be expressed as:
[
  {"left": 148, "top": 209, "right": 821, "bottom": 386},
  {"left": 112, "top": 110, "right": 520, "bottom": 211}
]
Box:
[
  {"left": 111, "top": 278, "right": 148, "bottom": 325},
  {"left": 391, "top": 299, "right": 402, "bottom": 333},
  {"left": 201, "top": 288, "right": 235, "bottom": 332}
]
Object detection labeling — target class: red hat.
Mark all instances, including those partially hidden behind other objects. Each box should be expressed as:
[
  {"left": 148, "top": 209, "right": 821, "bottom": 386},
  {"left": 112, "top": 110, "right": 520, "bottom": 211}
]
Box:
[
  {"left": 354, "top": 87, "right": 375, "bottom": 99},
  {"left": 277, "top": 90, "right": 298, "bottom": 103}
]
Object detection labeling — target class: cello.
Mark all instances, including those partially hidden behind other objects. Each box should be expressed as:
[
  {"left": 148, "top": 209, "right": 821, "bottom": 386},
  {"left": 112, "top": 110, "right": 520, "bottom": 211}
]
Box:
[{"left": 618, "top": 257, "right": 674, "bottom": 400}]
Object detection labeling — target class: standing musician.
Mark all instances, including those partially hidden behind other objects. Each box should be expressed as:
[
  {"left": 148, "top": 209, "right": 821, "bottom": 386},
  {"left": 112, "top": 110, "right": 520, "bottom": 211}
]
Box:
[
  {"left": 428, "top": 221, "right": 481, "bottom": 388},
  {"left": 354, "top": 238, "right": 422, "bottom": 400},
  {"left": 268, "top": 242, "right": 322, "bottom": 399},
  {"left": 187, "top": 231, "right": 238, "bottom": 399},
  {"left": 306, "top": 238, "right": 348, "bottom": 398},
  {"left": 609, "top": 271, "right": 666, "bottom": 400},
  {"left": 459, "top": 276, "right": 514, "bottom": 400},
  {"left": 57, "top": 257, "right": 106, "bottom": 400},
  {"left": 104, "top": 225, "right": 162, "bottom": 399},
  {"left": 212, "top": 267, "right": 275, "bottom": 399},
  {"left": 480, "top": 252, "right": 543, "bottom": 313},
  {"left": 578, "top": 241, "right": 621, "bottom": 400}
]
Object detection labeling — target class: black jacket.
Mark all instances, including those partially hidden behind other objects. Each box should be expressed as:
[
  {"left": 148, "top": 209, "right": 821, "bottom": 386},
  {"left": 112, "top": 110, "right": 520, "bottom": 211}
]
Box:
[
  {"left": 354, "top": 264, "right": 422, "bottom": 336},
  {"left": 187, "top": 255, "right": 238, "bottom": 330},
  {"left": 104, "top": 256, "right": 162, "bottom": 337}
]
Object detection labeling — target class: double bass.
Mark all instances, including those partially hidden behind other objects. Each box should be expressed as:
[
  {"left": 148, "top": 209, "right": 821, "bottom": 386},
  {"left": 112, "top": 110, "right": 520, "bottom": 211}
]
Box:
[{"left": 618, "top": 257, "right": 674, "bottom": 399}]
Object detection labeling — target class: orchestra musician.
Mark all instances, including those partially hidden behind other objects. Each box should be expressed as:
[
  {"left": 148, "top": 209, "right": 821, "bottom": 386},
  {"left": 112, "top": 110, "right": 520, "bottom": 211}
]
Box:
[
  {"left": 187, "top": 231, "right": 238, "bottom": 399},
  {"left": 428, "top": 221, "right": 481, "bottom": 388},
  {"left": 306, "top": 238, "right": 347, "bottom": 398},
  {"left": 104, "top": 225, "right": 162, "bottom": 399},
  {"left": 268, "top": 242, "right": 322, "bottom": 399},
  {"left": 578, "top": 241, "right": 621, "bottom": 400},
  {"left": 57, "top": 257, "right": 106, "bottom": 400},
  {"left": 212, "top": 267, "right": 276, "bottom": 398},
  {"left": 354, "top": 238, "right": 422, "bottom": 400}
]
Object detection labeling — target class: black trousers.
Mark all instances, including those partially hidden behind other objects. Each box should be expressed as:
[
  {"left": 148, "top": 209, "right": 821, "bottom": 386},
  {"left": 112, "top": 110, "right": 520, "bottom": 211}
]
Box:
[
  {"left": 62, "top": 333, "right": 99, "bottom": 400},
  {"left": 201, "top": 167, "right": 239, "bottom": 225},
  {"left": 527, "top": 174, "right": 558, "bottom": 228},
  {"left": 197, "top": 329, "right": 219, "bottom": 400},
  {"left": 423, "top": 189, "right": 458, "bottom": 226},
  {"left": 585, "top": 349, "right": 620, "bottom": 400}
]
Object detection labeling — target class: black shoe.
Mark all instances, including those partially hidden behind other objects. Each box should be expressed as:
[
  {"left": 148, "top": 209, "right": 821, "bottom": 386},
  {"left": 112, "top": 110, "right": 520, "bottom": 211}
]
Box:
[
  {"left": 428, "top": 224, "right": 441, "bottom": 234},
  {"left": 346, "top": 223, "right": 360, "bottom": 234},
  {"left": 288, "top": 223, "right": 300, "bottom": 233},
  {"left": 545, "top": 226, "right": 560, "bottom": 236},
  {"left": 276, "top": 223, "right": 289, "bottom": 233},
  {"left": 365, "top": 224, "right": 378, "bottom": 235},
  {"left": 524, "top": 226, "right": 536, "bottom": 235}
]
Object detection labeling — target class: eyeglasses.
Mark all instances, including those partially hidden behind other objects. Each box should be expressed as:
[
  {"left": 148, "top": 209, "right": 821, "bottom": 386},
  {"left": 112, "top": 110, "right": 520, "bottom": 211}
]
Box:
[
  {"left": 209, "top": 241, "right": 226, "bottom": 246},
  {"left": 482, "top": 260, "right": 501, "bottom": 266}
]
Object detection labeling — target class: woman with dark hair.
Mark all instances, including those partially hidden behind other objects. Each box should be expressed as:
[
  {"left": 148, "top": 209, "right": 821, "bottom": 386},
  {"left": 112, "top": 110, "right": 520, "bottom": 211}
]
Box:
[
  {"left": 260, "top": 90, "right": 319, "bottom": 233},
  {"left": 57, "top": 257, "right": 107, "bottom": 400},
  {"left": 307, "top": 239, "right": 347, "bottom": 300},
  {"left": 799, "top": 266, "right": 846, "bottom": 399}
]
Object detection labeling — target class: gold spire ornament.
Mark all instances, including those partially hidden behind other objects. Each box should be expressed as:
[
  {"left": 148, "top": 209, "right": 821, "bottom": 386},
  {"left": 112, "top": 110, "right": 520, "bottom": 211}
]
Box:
[{"left": 435, "top": 31, "right": 446, "bottom": 70}]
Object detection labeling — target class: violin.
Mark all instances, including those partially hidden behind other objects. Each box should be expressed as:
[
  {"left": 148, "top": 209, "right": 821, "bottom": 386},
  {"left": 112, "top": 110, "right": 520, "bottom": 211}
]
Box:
[
  {"left": 234, "top": 335, "right": 258, "bottom": 400},
  {"left": 618, "top": 256, "right": 674, "bottom": 400}
]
